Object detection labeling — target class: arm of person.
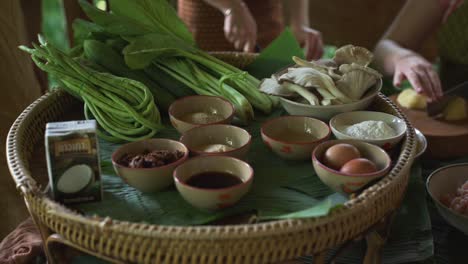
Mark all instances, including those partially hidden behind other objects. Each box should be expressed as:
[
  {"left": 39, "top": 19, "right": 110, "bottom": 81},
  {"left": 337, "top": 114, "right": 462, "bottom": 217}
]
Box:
[
  {"left": 287, "top": 0, "right": 323, "bottom": 60},
  {"left": 202, "top": 0, "right": 257, "bottom": 52},
  {"left": 374, "top": 0, "right": 444, "bottom": 100}
]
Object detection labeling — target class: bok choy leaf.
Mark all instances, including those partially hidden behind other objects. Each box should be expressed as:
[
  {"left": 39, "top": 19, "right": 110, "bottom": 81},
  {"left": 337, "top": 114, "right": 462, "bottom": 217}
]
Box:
[{"left": 108, "top": 0, "right": 194, "bottom": 45}]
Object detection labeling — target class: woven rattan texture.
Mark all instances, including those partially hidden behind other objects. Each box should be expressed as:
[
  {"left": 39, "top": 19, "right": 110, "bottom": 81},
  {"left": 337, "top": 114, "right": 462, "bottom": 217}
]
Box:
[{"left": 6, "top": 53, "right": 416, "bottom": 263}]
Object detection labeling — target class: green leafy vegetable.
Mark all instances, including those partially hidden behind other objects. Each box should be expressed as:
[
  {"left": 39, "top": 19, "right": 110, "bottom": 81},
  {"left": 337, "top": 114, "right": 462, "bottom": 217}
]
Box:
[
  {"left": 79, "top": 0, "right": 274, "bottom": 124},
  {"left": 122, "top": 33, "right": 273, "bottom": 121},
  {"left": 79, "top": 0, "right": 150, "bottom": 37},
  {"left": 20, "top": 37, "right": 163, "bottom": 142},
  {"left": 108, "top": 0, "right": 194, "bottom": 45}
]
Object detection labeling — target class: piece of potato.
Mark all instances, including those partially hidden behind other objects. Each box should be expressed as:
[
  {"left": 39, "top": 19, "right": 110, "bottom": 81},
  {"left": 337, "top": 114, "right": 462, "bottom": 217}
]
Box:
[
  {"left": 443, "top": 97, "right": 467, "bottom": 121},
  {"left": 396, "top": 89, "right": 427, "bottom": 110}
]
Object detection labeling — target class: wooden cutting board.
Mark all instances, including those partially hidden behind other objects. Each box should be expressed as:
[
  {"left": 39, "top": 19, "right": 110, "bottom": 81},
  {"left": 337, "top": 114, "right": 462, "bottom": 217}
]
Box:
[{"left": 390, "top": 95, "right": 468, "bottom": 159}]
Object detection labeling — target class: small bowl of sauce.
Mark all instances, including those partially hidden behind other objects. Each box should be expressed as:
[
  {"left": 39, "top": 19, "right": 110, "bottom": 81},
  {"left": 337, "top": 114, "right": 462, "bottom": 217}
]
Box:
[
  {"left": 180, "top": 124, "right": 251, "bottom": 160},
  {"left": 169, "top": 95, "right": 235, "bottom": 133},
  {"left": 174, "top": 156, "right": 253, "bottom": 210},
  {"left": 186, "top": 171, "right": 243, "bottom": 189}
]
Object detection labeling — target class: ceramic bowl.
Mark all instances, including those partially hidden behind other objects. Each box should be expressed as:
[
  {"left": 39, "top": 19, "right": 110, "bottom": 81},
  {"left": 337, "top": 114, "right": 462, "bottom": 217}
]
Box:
[
  {"left": 180, "top": 124, "right": 251, "bottom": 160},
  {"left": 169, "top": 95, "right": 235, "bottom": 133},
  {"left": 426, "top": 163, "right": 468, "bottom": 235},
  {"left": 329, "top": 111, "right": 407, "bottom": 150},
  {"left": 174, "top": 155, "right": 253, "bottom": 210},
  {"left": 312, "top": 140, "right": 391, "bottom": 194},
  {"left": 261, "top": 116, "right": 331, "bottom": 160},
  {"left": 414, "top": 128, "right": 427, "bottom": 159},
  {"left": 280, "top": 79, "right": 382, "bottom": 121},
  {"left": 112, "top": 138, "right": 189, "bottom": 192}
]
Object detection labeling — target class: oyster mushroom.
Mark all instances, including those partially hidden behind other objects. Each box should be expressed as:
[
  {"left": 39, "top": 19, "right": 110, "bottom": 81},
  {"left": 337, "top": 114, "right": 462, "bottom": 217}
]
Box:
[
  {"left": 259, "top": 77, "right": 296, "bottom": 98},
  {"left": 336, "top": 63, "right": 382, "bottom": 100},
  {"left": 279, "top": 67, "right": 353, "bottom": 104},
  {"left": 316, "top": 58, "right": 338, "bottom": 68},
  {"left": 259, "top": 76, "right": 320, "bottom": 105},
  {"left": 292, "top": 56, "right": 342, "bottom": 80},
  {"left": 333, "top": 45, "right": 373, "bottom": 67},
  {"left": 283, "top": 82, "right": 320, "bottom": 105},
  {"left": 338, "top": 63, "right": 382, "bottom": 77}
]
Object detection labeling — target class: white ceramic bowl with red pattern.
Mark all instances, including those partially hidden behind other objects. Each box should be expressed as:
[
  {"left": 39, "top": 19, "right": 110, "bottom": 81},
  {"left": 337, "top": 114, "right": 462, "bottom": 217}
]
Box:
[
  {"left": 261, "top": 116, "right": 331, "bottom": 160},
  {"left": 329, "top": 111, "right": 407, "bottom": 150},
  {"left": 112, "top": 139, "right": 189, "bottom": 193},
  {"left": 279, "top": 79, "right": 382, "bottom": 121},
  {"left": 312, "top": 140, "right": 391, "bottom": 194},
  {"left": 169, "top": 95, "right": 235, "bottom": 134},
  {"left": 180, "top": 124, "right": 251, "bottom": 160},
  {"left": 174, "top": 155, "right": 253, "bottom": 211}
]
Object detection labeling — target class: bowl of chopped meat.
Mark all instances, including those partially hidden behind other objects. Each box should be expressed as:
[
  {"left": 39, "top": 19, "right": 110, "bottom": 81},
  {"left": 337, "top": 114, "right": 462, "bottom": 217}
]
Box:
[
  {"left": 112, "top": 138, "right": 189, "bottom": 192},
  {"left": 427, "top": 163, "right": 468, "bottom": 235}
]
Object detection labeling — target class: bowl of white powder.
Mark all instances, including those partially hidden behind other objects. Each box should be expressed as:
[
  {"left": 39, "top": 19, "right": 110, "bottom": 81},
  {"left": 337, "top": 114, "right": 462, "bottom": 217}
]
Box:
[{"left": 329, "top": 111, "right": 407, "bottom": 150}]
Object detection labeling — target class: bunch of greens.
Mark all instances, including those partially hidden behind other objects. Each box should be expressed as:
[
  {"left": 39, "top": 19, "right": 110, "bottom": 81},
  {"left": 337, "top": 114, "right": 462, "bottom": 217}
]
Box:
[
  {"left": 76, "top": 0, "right": 274, "bottom": 124},
  {"left": 20, "top": 37, "right": 163, "bottom": 142}
]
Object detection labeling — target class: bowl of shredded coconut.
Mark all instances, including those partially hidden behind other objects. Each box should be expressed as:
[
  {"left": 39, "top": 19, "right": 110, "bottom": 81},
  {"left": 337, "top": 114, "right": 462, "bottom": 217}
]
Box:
[{"left": 329, "top": 111, "right": 407, "bottom": 149}]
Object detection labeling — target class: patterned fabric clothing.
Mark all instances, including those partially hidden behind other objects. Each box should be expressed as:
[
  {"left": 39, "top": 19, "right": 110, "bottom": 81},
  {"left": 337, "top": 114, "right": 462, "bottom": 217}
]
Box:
[
  {"left": 439, "top": 0, "right": 464, "bottom": 22},
  {"left": 177, "top": 0, "right": 284, "bottom": 51},
  {"left": 437, "top": 1, "right": 468, "bottom": 88}
]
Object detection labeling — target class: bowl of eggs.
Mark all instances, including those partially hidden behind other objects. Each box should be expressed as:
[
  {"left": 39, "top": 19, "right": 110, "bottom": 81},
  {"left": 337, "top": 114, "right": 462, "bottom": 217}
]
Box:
[
  {"left": 312, "top": 140, "right": 391, "bottom": 194},
  {"left": 169, "top": 95, "right": 235, "bottom": 133},
  {"left": 329, "top": 111, "right": 407, "bottom": 150}
]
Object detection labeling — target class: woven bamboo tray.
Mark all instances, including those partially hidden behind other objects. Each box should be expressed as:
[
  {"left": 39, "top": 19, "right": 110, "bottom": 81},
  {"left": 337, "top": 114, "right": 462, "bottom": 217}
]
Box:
[{"left": 7, "top": 52, "right": 417, "bottom": 263}]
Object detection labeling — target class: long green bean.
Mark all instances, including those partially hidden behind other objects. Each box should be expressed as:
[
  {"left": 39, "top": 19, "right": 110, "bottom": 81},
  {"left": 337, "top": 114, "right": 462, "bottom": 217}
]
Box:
[{"left": 20, "top": 38, "right": 162, "bottom": 142}]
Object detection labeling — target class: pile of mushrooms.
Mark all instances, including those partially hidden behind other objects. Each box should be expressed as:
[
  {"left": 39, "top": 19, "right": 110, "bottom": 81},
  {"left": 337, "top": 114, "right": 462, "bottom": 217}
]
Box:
[{"left": 259, "top": 45, "right": 382, "bottom": 106}]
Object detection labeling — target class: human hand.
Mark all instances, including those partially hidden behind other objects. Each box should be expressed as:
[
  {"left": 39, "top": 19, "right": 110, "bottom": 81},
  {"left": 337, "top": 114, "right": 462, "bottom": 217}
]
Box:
[
  {"left": 293, "top": 26, "right": 324, "bottom": 60},
  {"left": 393, "top": 54, "right": 443, "bottom": 101},
  {"left": 223, "top": 2, "right": 257, "bottom": 52}
]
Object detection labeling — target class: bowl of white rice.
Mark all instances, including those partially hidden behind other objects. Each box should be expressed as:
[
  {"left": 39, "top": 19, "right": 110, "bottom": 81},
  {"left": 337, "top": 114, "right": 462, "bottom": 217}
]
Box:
[{"left": 329, "top": 111, "right": 407, "bottom": 150}]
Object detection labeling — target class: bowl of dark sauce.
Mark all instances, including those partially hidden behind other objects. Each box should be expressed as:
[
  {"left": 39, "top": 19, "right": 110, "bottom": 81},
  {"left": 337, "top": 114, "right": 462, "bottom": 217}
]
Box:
[{"left": 174, "top": 156, "right": 253, "bottom": 210}]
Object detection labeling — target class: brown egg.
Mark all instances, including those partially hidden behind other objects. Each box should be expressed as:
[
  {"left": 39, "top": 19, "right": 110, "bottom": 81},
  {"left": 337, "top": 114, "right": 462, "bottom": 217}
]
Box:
[
  {"left": 323, "top": 143, "right": 361, "bottom": 170},
  {"left": 340, "top": 158, "right": 378, "bottom": 174}
]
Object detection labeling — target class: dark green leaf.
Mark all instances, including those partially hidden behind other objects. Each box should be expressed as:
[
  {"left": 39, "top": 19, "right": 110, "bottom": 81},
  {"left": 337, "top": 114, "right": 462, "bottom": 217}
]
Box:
[
  {"left": 245, "top": 28, "right": 304, "bottom": 79},
  {"left": 72, "top": 19, "right": 113, "bottom": 46},
  {"left": 109, "top": 0, "right": 194, "bottom": 45},
  {"left": 123, "top": 33, "right": 196, "bottom": 69},
  {"left": 261, "top": 193, "right": 346, "bottom": 220},
  {"left": 79, "top": 0, "right": 150, "bottom": 36}
]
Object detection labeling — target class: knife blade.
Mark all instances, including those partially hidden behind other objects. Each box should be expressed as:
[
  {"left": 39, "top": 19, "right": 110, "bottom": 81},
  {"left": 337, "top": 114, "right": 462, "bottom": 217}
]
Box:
[{"left": 426, "top": 80, "right": 468, "bottom": 117}]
